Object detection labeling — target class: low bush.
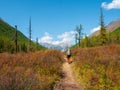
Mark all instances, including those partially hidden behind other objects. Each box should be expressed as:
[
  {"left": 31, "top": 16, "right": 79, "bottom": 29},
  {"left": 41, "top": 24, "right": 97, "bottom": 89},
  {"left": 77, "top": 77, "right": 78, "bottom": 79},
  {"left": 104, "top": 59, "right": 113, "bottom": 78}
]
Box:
[
  {"left": 72, "top": 44, "right": 120, "bottom": 90},
  {"left": 0, "top": 50, "right": 64, "bottom": 90}
]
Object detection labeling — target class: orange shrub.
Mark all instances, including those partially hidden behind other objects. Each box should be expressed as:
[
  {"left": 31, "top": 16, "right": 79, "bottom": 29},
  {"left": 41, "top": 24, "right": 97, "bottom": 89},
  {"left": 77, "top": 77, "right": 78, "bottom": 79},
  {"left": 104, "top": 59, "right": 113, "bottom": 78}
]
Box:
[
  {"left": 0, "top": 50, "right": 64, "bottom": 90},
  {"left": 72, "top": 44, "right": 120, "bottom": 90}
]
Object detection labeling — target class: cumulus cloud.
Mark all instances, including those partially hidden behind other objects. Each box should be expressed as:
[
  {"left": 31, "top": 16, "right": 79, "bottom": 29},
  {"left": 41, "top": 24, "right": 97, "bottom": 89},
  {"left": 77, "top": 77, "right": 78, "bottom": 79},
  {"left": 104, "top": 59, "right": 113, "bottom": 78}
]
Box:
[
  {"left": 102, "top": 0, "right": 120, "bottom": 10},
  {"left": 91, "top": 26, "right": 100, "bottom": 33},
  {"left": 39, "top": 32, "right": 53, "bottom": 43},
  {"left": 57, "top": 31, "right": 75, "bottom": 47},
  {"left": 39, "top": 31, "right": 75, "bottom": 48},
  {"left": 58, "top": 31, "right": 75, "bottom": 42}
]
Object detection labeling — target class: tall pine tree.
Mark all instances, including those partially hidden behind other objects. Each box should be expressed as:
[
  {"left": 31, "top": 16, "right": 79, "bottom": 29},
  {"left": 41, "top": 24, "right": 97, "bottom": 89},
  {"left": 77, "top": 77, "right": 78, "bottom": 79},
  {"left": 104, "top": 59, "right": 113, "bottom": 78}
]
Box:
[{"left": 100, "top": 8, "right": 107, "bottom": 45}]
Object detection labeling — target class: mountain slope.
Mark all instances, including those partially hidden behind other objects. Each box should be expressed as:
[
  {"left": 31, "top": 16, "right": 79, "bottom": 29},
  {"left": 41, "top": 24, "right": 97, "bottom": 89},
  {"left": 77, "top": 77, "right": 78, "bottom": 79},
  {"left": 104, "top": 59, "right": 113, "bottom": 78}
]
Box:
[
  {"left": 90, "top": 18, "right": 120, "bottom": 37},
  {"left": 73, "top": 19, "right": 120, "bottom": 48},
  {"left": 0, "top": 19, "right": 29, "bottom": 43},
  {"left": 0, "top": 18, "right": 45, "bottom": 53}
]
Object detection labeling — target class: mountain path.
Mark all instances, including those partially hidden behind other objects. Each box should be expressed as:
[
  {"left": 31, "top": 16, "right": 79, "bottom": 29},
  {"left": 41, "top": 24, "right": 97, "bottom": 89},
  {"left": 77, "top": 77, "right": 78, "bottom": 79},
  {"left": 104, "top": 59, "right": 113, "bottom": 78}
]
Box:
[{"left": 54, "top": 62, "right": 84, "bottom": 90}]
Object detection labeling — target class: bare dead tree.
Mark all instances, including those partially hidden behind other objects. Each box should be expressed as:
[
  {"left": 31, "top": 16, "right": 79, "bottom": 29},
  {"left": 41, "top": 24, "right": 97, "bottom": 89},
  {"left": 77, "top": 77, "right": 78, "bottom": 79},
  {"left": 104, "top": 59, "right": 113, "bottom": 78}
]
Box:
[
  {"left": 36, "top": 37, "right": 39, "bottom": 50},
  {"left": 29, "top": 17, "right": 32, "bottom": 51},
  {"left": 15, "top": 25, "right": 18, "bottom": 53},
  {"left": 75, "top": 24, "right": 83, "bottom": 47},
  {"left": 75, "top": 32, "right": 78, "bottom": 47}
]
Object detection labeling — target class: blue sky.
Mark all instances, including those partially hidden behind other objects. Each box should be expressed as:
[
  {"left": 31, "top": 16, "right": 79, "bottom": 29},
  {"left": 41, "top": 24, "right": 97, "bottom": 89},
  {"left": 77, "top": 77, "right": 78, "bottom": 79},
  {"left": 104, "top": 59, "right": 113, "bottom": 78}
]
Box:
[{"left": 0, "top": 0, "right": 120, "bottom": 47}]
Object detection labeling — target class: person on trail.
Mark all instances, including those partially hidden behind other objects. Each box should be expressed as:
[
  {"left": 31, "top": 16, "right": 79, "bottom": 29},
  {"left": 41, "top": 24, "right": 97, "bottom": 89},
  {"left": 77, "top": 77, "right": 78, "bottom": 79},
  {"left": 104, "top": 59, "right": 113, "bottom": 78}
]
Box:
[{"left": 66, "top": 48, "right": 71, "bottom": 63}]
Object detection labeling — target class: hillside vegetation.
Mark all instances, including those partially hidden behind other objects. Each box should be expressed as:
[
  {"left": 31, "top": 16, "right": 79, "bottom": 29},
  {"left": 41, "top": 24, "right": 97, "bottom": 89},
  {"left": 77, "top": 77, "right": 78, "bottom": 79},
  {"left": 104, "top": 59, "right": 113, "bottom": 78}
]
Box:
[
  {"left": 0, "top": 50, "right": 64, "bottom": 90},
  {"left": 74, "top": 18, "right": 120, "bottom": 48},
  {"left": 0, "top": 19, "right": 28, "bottom": 42},
  {"left": 72, "top": 44, "right": 120, "bottom": 90},
  {"left": 109, "top": 27, "right": 120, "bottom": 44},
  {"left": 0, "top": 19, "right": 45, "bottom": 53},
  {"left": 79, "top": 27, "right": 120, "bottom": 48}
]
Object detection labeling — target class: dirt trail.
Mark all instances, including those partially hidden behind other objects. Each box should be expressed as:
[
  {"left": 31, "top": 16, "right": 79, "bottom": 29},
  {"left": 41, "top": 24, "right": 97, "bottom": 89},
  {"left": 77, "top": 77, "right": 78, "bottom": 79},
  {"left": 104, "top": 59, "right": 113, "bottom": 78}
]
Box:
[{"left": 54, "top": 62, "right": 84, "bottom": 90}]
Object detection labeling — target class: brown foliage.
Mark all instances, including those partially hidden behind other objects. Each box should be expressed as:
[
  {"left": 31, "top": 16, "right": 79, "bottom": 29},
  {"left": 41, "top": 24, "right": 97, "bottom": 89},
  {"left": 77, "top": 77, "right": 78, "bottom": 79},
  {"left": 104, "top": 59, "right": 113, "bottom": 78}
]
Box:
[
  {"left": 72, "top": 44, "right": 120, "bottom": 90},
  {"left": 0, "top": 50, "right": 64, "bottom": 90}
]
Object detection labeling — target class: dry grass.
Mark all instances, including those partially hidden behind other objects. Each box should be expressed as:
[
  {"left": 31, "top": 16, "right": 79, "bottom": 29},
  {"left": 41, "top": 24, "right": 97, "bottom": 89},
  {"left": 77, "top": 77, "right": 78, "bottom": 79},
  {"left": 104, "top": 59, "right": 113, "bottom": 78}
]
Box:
[
  {"left": 0, "top": 50, "right": 64, "bottom": 90},
  {"left": 72, "top": 44, "right": 120, "bottom": 90}
]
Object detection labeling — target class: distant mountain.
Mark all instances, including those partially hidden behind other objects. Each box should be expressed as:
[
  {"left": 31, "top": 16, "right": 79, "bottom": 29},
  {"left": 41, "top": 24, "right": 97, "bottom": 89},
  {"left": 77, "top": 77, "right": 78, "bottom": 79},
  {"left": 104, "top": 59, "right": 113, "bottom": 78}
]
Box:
[
  {"left": 107, "top": 19, "right": 120, "bottom": 32},
  {"left": 90, "top": 18, "right": 120, "bottom": 37},
  {"left": 40, "top": 43, "right": 66, "bottom": 51},
  {"left": 0, "top": 18, "right": 45, "bottom": 52}
]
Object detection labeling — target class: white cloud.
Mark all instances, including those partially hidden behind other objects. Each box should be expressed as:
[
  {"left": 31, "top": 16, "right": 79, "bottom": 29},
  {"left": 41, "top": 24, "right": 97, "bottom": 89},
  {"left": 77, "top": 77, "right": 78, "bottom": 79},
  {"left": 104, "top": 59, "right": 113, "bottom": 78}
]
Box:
[
  {"left": 58, "top": 31, "right": 75, "bottom": 42},
  {"left": 39, "top": 31, "right": 75, "bottom": 48},
  {"left": 39, "top": 32, "right": 53, "bottom": 43},
  {"left": 91, "top": 26, "right": 100, "bottom": 33},
  {"left": 102, "top": 0, "right": 120, "bottom": 10},
  {"left": 57, "top": 31, "right": 75, "bottom": 47}
]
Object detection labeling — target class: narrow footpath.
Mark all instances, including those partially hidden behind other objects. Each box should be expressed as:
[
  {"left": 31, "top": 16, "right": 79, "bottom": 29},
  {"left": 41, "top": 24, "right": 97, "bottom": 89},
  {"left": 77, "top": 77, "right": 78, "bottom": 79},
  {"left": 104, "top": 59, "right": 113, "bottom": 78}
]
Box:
[{"left": 54, "top": 62, "right": 84, "bottom": 90}]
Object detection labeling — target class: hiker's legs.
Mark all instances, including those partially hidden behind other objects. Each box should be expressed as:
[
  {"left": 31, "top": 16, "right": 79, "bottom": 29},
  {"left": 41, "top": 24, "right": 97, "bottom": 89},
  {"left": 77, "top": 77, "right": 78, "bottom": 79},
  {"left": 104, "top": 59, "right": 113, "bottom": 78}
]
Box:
[{"left": 67, "top": 57, "right": 71, "bottom": 63}]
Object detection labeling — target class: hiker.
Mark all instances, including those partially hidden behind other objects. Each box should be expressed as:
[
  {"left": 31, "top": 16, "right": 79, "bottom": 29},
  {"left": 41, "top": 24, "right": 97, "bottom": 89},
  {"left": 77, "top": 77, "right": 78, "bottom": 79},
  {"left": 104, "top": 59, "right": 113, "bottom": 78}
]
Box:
[{"left": 66, "top": 48, "right": 71, "bottom": 63}]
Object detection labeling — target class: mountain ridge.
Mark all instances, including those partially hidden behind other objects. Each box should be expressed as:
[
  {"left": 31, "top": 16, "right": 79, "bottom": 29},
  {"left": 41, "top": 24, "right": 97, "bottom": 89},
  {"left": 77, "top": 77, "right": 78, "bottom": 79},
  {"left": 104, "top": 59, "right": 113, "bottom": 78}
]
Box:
[
  {"left": 0, "top": 18, "right": 45, "bottom": 53},
  {"left": 90, "top": 18, "right": 120, "bottom": 37}
]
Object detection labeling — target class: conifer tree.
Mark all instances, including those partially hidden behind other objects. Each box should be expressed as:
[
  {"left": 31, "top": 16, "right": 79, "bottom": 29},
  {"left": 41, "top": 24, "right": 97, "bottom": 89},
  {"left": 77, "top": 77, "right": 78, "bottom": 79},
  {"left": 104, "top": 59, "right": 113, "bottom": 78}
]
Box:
[
  {"left": 100, "top": 8, "right": 107, "bottom": 45},
  {"left": 84, "top": 35, "right": 89, "bottom": 47}
]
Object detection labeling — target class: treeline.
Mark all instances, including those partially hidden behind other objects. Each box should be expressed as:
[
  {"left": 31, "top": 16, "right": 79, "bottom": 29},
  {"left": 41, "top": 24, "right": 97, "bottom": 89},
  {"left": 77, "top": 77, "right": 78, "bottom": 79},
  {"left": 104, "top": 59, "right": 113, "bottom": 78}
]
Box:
[
  {"left": 0, "top": 37, "right": 43, "bottom": 53},
  {"left": 0, "top": 18, "right": 45, "bottom": 53},
  {"left": 74, "top": 9, "right": 120, "bottom": 48},
  {"left": 80, "top": 28, "right": 120, "bottom": 48}
]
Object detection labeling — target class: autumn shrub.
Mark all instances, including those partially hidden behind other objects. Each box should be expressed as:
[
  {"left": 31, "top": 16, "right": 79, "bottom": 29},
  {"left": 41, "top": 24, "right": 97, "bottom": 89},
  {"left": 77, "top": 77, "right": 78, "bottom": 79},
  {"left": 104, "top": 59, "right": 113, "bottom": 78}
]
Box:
[
  {"left": 72, "top": 44, "right": 120, "bottom": 90},
  {"left": 0, "top": 50, "right": 64, "bottom": 90}
]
